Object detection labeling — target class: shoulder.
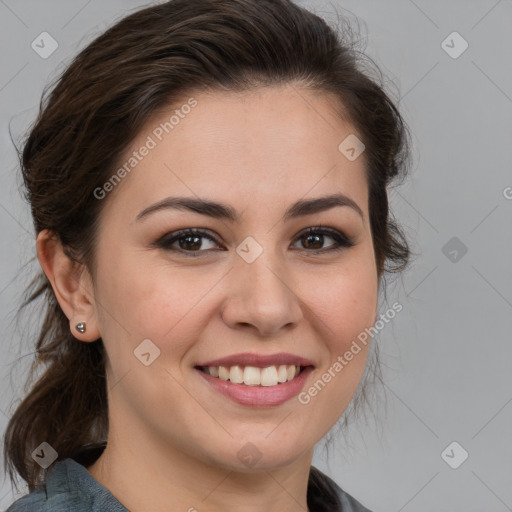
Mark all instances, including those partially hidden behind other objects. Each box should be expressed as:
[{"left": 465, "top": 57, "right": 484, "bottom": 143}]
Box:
[
  {"left": 3, "top": 487, "right": 47, "bottom": 512},
  {"left": 4, "top": 457, "right": 127, "bottom": 512},
  {"left": 4, "top": 459, "right": 86, "bottom": 512},
  {"left": 308, "top": 465, "right": 375, "bottom": 512}
]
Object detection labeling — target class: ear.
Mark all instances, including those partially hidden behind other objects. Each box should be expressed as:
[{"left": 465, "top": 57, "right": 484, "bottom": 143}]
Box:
[{"left": 36, "top": 229, "right": 101, "bottom": 342}]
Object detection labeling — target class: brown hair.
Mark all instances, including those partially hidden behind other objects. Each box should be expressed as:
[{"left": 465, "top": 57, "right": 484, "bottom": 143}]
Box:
[{"left": 3, "top": 0, "right": 411, "bottom": 492}]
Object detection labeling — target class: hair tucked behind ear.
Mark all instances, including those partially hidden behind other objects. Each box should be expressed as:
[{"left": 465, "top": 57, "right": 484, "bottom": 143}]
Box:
[
  {"left": 3, "top": 0, "right": 411, "bottom": 491},
  {"left": 4, "top": 271, "right": 108, "bottom": 491}
]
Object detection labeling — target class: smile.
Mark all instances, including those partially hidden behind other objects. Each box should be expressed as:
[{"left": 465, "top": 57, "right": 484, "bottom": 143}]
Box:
[
  {"left": 198, "top": 364, "right": 305, "bottom": 387},
  {"left": 195, "top": 365, "right": 314, "bottom": 407}
]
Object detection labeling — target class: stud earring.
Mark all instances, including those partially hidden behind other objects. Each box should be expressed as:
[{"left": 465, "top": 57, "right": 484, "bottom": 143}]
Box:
[{"left": 75, "top": 322, "right": 86, "bottom": 334}]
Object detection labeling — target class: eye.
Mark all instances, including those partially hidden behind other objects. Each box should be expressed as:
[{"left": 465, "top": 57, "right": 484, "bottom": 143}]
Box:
[
  {"left": 153, "top": 226, "right": 355, "bottom": 257},
  {"left": 290, "top": 226, "right": 355, "bottom": 253},
  {"left": 153, "top": 228, "right": 222, "bottom": 256}
]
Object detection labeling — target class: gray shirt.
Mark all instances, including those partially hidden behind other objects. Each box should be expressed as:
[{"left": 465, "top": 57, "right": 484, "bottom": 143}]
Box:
[{"left": 5, "top": 457, "right": 373, "bottom": 511}]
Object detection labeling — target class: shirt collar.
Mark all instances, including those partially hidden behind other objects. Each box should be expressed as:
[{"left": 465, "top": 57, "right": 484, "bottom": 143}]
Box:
[
  {"left": 44, "top": 456, "right": 360, "bottom": 512},
  {"left": 45, "top": 458, "right": 128, "bottom": 511}
]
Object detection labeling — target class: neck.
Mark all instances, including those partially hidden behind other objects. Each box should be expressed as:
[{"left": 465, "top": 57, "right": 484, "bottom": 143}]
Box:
[{"left": 87, "top": 422, "right": 313, "bottom": 512}]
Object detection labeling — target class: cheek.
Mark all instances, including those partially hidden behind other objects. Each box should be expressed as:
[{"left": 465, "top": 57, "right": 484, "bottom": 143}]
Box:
[
  {"left": 304, "top": 252, "right": 378, "bottom": 349},
  {"left": 295, "top": 253, "right": 378, "bottom": 419},
  {"left": 322, "top": 277, "right": 377, "bottom": 349},
  {"left": 91, "top": 253, "right": 217, "bottom": 429},
  {"left": 94, "top": 250, "right": 222, "bottom": 357}
]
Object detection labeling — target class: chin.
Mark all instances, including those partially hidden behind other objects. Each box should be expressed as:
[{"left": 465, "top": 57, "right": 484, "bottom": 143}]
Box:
[{"left": 200, "top": 433, "right": 314, "bottom": 473}]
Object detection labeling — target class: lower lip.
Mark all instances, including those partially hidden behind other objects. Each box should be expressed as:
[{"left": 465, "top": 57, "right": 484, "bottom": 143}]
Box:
[{"left": 196, "top": 367, "right": 314, "bottom": 407}]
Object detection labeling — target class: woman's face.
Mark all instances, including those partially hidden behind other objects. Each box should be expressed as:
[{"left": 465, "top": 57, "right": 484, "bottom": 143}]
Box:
[{"left": 89, "top": 85, "right": 378, "bottom": 471}]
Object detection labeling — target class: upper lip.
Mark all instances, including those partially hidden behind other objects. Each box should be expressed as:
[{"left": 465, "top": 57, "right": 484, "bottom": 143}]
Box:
[{"left": 196, "top": 352, "right": 314, "bottom": 368}]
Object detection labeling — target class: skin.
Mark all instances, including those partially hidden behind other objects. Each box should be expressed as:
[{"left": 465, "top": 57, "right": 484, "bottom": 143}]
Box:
[{"left": 37, "top": 85, "right": 379, "bottom": 512}]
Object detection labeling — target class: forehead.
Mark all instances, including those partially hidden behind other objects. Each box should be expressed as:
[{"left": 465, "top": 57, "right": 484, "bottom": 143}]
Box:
[{"left": 102, "top": 86, "right": 369, "bottom": 223}]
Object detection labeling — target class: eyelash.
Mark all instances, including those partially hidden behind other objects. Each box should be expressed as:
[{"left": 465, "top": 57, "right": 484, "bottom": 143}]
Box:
[{"left": 153, "top": 226, "right": 355, "bottom": 257}]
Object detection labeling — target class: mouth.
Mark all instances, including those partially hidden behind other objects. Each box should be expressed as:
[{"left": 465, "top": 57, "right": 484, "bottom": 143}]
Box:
[
  {"left": 196, "top": 364, "right": 310, "bottom": 387},
  {"left": 194, "top": 352, "right": 315, "bottom": 406},
  {"left": 194, "top": 354, "right": 315, "bottom": 407}
]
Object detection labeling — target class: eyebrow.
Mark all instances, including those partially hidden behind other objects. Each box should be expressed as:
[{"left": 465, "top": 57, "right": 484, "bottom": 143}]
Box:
[{"left": 136, "top": 193, "right": 364, "bottom": 223}]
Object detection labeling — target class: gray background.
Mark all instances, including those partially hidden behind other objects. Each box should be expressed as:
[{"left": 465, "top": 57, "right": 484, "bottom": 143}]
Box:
[{"left": 0, "top": 0, "right": 511, "bottom": 510}]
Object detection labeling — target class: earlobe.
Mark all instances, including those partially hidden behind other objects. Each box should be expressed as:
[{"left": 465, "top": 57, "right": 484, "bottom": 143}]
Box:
[{"left": 36, "top": 229, "right": 100, "bottom": 342}]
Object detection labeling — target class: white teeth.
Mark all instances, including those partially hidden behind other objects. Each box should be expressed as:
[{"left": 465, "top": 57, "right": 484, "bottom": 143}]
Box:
[
  {"left": 277, "top": 365, "right": 288, "bottom": 383},
  {"left": 244, "top": 366, "right": 261, "bottom": 386},
  {"left": 218, "top": 366, "right": 230, "bottom": 381},
  {"left": 229, "top": 365, "right": 244, "bottom": 384},
  {"left": 260, "top": 366, "right": 279, "bottom": 386},
  {"left": 204, "top": 364, "right": 302, "bottom": 386},
  {"left": 287, "top": 365, "right": 297, "bottom": 381}
]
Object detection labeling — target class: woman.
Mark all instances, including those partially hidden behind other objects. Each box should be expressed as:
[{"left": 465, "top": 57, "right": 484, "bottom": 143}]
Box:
[{"left": 3, "top": 0, "right": 411, "bottom": 510}]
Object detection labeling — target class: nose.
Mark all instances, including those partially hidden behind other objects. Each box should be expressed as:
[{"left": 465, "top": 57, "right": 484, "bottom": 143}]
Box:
[{"left": 220, "top": 249, "right": 304, "bottom": 338}]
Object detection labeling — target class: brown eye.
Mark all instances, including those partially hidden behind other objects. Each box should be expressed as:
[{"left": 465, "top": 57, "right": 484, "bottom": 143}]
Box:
[
  {"left": 292, "top": 227, "right": 355, "bottom": 253},
  {"left": 154, "top": 226, "right": 355, "bottom": 257},
  {"left": 154, "top": 229, "right": 222, "bottom": 256}
]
